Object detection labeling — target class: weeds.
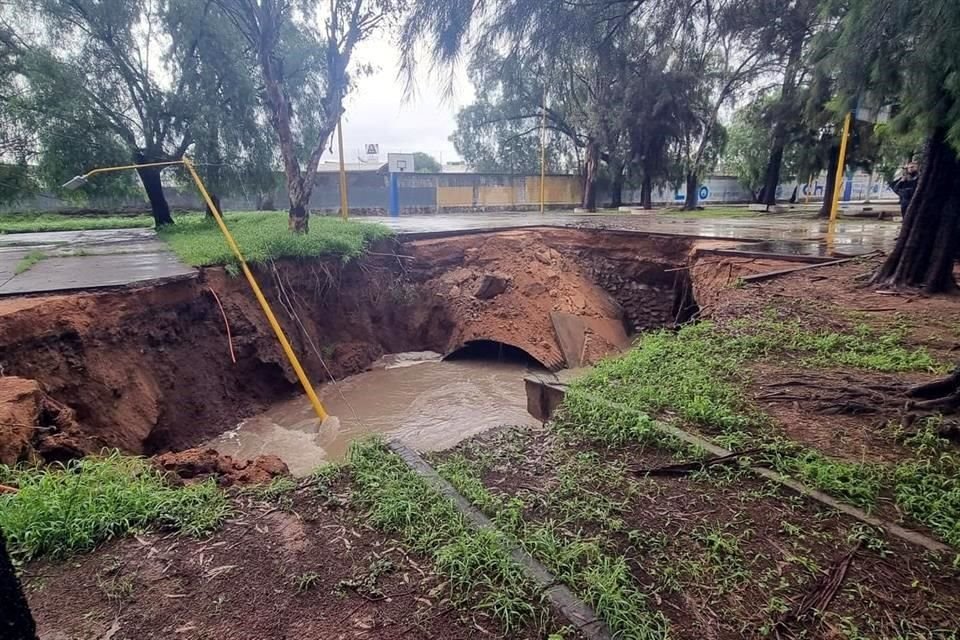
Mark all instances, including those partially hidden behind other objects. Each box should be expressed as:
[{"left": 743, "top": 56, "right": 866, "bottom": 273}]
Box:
[
  {"left": 14, "top": 250, "right": 47, "bottom": 274},
  {"left": 348, "top": 439, "right": 544, "bottom": 633},
  {"left": 0, "top": 452, "right": 229, "bottom": 561},
  {"left": 435, "top": 451, "right": 671, "bottom": 640},
  {"left": 558, "top": 318, "right": 960, "bottom": 544},
  {"left": 336, "top": 558, "right": 394, "bottom": 598},
  {"left": 240, "top": 477, "right": 297, "bottom": 502},
  {"left": 294, "top": 571, "right": 323, "bottom": 593}
]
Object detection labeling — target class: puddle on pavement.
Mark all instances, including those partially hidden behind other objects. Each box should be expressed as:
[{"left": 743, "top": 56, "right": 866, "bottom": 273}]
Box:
[{"left": 204, "top": 351, "right": 546, "bottom": 476}]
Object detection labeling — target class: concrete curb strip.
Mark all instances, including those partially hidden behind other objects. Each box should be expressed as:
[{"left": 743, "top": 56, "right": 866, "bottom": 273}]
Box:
[
  {"left": 386, "top": 440, "right": 613, "bottom": 640},
  {"left": 525, "top": 378, "right": 950, "bottom": 555}
]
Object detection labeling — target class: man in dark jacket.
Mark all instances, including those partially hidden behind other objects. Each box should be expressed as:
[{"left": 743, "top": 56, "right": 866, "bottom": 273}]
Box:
[{"left": 890, "top": 161, "right": 919, "bottom": 217}]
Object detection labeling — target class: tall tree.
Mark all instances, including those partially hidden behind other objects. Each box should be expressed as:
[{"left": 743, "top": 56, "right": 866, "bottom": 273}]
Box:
[
  {"left": 412, "top": 152, "right": 441, "bottom": 173},
  {"left": 733, "top": 0, "right": 821, "bottom": 207},
  {"left": 824, "top": 0, "right": 960, "bottom": 292},
  {"left": 3, "top": 0, "right": 259, "bottom": 226},
  {"left": 217, "top": 0, "right": 396, "bottom": 233},
  {"left": 450, "top": 52, "right": 580, "bottom": 174}
]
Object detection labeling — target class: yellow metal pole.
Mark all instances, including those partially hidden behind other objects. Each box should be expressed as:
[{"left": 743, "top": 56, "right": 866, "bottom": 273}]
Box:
[
  {"left": 829, "top": 112, "right": 853, "bottom": 225},
  {"left": 182, "top": 158, "right": 330, "bottom": 423},
  {"left": 539, "top": 85, "right": 547, "bottom": 215},
  {"left": 85, "top": 160, "right": 184, "bottom": 177},
  {"left": 337, "top": 117, "right": 349, "bottom": 221}
]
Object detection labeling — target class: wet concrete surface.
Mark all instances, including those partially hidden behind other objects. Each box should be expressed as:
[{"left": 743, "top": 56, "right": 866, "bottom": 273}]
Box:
[
  {"left": 0, "top": 228, "right": 195, "bottom": 295},
  {"left": 204, "top": 352, "right": 544, "bottom": 475},
  {"left": 380, "top": 212, "right": 901, "bottom": 257}
]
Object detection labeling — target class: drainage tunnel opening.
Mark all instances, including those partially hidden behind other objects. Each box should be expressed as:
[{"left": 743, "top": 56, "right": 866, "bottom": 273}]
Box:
[{"left": 443, "top": 340, "right": 544, "bottom": 368}]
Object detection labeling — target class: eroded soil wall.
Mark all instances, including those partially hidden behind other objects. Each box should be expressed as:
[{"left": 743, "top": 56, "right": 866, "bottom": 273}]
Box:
[{"left": 0, "top": 229, "right": 695, "bottom": 463}]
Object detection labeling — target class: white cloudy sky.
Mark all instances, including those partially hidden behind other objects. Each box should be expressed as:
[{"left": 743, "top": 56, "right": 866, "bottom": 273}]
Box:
[{"left": 329, "top": 30, "right": 475, "bottom": 165}]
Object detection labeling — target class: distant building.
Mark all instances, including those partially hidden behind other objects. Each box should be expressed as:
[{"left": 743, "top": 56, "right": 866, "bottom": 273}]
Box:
[{"left": 441, "top": 161, "right": 473, "bottom": 174}]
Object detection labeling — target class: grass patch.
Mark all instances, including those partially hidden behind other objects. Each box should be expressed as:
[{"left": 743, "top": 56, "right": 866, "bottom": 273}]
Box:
[
  {"left": 348, "top": 439, "right": 545, "bottom": 633},
  {"left": 0, "top": 213, "right": 153, "bottom": 234},
  {"left": 158, "top": 212, "right": 393, "bottom": 267},
  {"left": 0, "top": 452, "right": 230, "bottom": 561},
  {"left": 559, "top": 319, "right": 957, "bottom": 542},
  {"left": 436, "top": 452, "right": 670, "bottom": 639},
  {"left": 14, "top": 250, "right": 48, "bottom": 274}
]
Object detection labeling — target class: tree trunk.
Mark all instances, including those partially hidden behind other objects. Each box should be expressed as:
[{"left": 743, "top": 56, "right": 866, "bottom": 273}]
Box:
[
  {"left": 205, "top": 193, "right": 222, "bottom": 219},
  {"left": 817, "top": 147, "right": 840, "bottom": 218},
  {"left": 1, "top": 531, "right": 37, "bottom": 640},
  {"left": 288, "top": 176, "right": 310, "bottom": 234},
  {"left": 641, "top": 173, "right": 653, "bottom": 210},
  {"left": 762, "top": 41, "right": 802, "bottom": 208},
  {"left": 872, "top": 129, "right": 960, "bottom": 293},
  {"left": 135, "top": 159, "right": 174, "bottom": 227},
  {"left": 610, "top": 161, "right": 625, "bottom": 209},
  {"left": 684, "top": 172, "right": 699, "bottom": 210},
  {"left": 582, "top": 141, "right": 599, "bottom": 212},
  {"left": 762, "top": 143, "right": 785, "bottom": 207}
]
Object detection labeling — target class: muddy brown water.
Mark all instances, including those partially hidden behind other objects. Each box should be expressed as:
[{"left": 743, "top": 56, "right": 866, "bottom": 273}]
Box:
[{"left": 204, "top": 352, "right": 545, "bottom": 475}]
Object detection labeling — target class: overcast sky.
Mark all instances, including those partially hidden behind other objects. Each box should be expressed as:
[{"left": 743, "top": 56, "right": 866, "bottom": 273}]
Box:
[{"left": 328, "top": 31, "right": 475, "bottom": 166}]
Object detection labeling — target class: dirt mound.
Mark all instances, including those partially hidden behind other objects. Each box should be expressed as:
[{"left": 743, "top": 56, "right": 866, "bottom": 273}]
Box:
[{"left": 153, "top": 448, "right": 290, "bottom": 486}]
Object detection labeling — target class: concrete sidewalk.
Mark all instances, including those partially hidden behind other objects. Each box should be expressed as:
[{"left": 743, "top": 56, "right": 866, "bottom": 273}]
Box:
[{"left": 0, "top": 228, "right": 195, "bottom": 296}]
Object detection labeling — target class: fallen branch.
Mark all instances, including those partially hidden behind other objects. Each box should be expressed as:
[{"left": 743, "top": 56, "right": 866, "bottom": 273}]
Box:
[
  {"left": 742, "top": 252, "right": 882, "bottom": 284},
  {"left": 0, "top": 484, "right": 17, "bottom": 494},
  {"left": 631, "top": 448, "right": 761, "bottom": 476}
]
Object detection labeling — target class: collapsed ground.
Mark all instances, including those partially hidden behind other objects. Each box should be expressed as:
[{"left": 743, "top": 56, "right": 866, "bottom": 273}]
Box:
[{"left": 1, "top": 227, "right": 959, "bottom": 639}]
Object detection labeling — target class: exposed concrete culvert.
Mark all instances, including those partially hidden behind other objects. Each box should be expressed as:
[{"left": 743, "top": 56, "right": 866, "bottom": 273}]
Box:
[{"left": 0, "top": 227, "right": 704, "bottom": 464}]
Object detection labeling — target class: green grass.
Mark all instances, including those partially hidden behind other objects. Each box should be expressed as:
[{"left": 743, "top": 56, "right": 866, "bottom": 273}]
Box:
[
  {"left": 14, "top": 250, "right": 48, "bottom": 274},
  {"left": 158, "top": 212, "right": 393, "bottom": 267},
  {"left": 436, "top": 452, "right": 670, "bottom": 640},
  {"left": 0, "top": 452, "right": 230, "bottom": 561},
  {"left": 0, "top": 213, "right": 153, "bottom": 234},
  {"left": 348, "top": 439, "right": 545, "bottom": 633},
  {"left": 558, "top": 319, "right": 959, "bottom": 544}
]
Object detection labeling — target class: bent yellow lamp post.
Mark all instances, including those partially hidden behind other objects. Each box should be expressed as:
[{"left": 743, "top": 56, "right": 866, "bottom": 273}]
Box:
[{"left": 62, "top": 158, "right": 331, "bottom": 425}]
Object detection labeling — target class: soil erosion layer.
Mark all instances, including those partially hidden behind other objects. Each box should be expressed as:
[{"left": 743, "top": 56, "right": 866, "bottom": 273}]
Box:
[{"left": 0, "top": 228, "right": 699, "bottom": 463}]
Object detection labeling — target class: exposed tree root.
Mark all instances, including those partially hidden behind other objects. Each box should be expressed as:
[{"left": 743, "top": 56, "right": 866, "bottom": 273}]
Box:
[{"left": 772, "top": 542, "right": 860, "bottom": 639}]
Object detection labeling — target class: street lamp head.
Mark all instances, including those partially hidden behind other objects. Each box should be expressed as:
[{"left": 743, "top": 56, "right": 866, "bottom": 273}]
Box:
[{"left": 61, "top": 175, "right": 89, "bottom": 191}]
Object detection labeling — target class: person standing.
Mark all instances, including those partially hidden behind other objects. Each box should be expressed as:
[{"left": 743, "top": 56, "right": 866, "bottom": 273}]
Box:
[{"left": 890, "top": 161, "right": 919, "bottom": 217}]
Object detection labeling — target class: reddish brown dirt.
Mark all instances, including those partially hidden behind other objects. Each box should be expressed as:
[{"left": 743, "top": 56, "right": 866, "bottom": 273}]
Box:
[
  {"left": 153, "top": 448, "right": 290, "bottom": 486},
  {"left": 0, "top": 228, "right": 695, "bottom": 463},
  {"left": 0, "top": 245, "right": 449, "bottom": 460},
  {"left": 0, "top": 376, "right": 84, "bottom": 465},
  {"left": 691, "top": 253, "right": 960, "bottom": 464},
  {"left": 441, "top": 427, "right": 960, "bottom": 640},
  {"left": 404, "top": 228, "right": 691, "bottom": 369},
  {"left": 23, "top": 484, "right": 486, "bottom": 640}
]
